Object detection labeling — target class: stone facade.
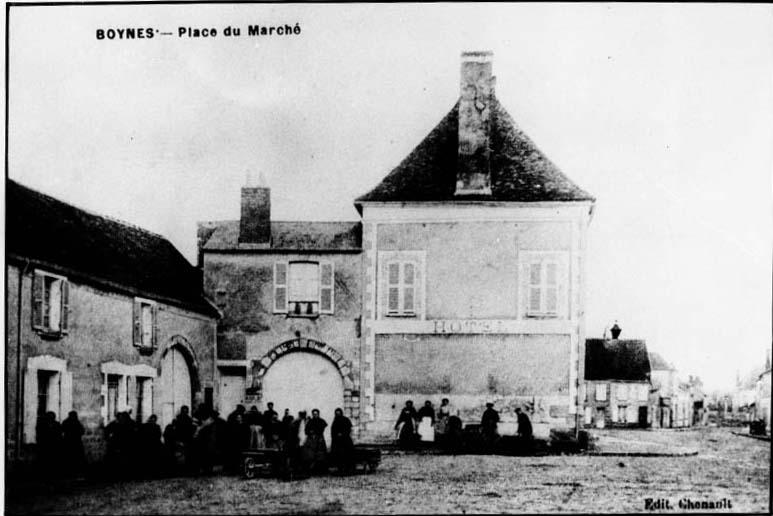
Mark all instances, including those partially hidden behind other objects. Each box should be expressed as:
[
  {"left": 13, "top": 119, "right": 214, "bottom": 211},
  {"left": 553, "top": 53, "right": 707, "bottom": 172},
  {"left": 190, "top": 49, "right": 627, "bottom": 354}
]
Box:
[
  {"left": 583, "top": 380, "right": 651, "bottom": 429},
  {"left": 200, "top": 231, "right": 363, "bottom": 433},
  {"left": 6, "top": 263, "right": 217, "bottom": 464},
  {"left": 358, "top": 205, "right": 591, "bottom": 439}
]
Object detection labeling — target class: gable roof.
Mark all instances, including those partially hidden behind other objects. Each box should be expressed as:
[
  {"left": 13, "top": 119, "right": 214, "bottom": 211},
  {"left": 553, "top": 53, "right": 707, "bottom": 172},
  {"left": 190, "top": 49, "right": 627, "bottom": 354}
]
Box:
[
  {"left": 585, "top": 339, "right": 651, "bottom": 382},
  {"left": 7, "top": 179, "right": 219, "bottom": 317},
  {"left": 648, "top": 352, "right": 676, "bottom": 371},
  {"left": 198, "top": 220, "right": 361, "bottom": 252},
  {"left": 355, "top": 98, "right": 594, "bottom": 208}
]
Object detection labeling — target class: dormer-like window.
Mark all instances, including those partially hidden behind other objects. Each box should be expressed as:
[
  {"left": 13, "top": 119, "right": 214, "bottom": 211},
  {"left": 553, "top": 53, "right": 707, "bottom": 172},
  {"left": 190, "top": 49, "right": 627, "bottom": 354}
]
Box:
[
  {"left": 273, "top": 261, "right": 334, "bottom": 317},
  {"left": 32, "top": 270, "right": 69, "bottom": 337}
]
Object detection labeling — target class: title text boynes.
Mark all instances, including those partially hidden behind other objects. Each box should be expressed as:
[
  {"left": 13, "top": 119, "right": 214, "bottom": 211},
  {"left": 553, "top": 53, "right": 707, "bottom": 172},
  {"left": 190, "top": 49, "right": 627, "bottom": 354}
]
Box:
[{"left": 95, "top": 24, "right": 301, "bottom": 40}]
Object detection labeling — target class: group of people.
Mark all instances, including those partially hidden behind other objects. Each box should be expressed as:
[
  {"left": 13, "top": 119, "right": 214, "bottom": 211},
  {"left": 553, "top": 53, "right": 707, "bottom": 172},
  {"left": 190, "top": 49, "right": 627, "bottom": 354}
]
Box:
[
  {"left": 394, "top": 399, "right": 533, "bottom": 450},
  {"left": 226, "top": 403, "right": 356, "bottom": 474},
  {"left": 35, "top": 410, "right": 87, "bottom": 478}
]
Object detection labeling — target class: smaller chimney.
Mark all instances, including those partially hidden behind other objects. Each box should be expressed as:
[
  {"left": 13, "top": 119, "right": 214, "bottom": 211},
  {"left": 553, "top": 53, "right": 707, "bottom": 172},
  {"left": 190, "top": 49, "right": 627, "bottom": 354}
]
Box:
[
  {"left": 610, "top": 322, "right": 621, "bottom": 340},
  {"left": 239, "top": 182, "right": 271, "bottom": 246},
  {"left": 456, "top": 51, "right": 494, "bottom": 196}
]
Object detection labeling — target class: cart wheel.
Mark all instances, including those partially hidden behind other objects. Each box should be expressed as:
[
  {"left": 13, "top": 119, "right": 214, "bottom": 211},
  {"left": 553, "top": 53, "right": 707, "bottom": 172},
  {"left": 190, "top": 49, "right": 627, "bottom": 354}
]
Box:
[{"left": 244, "top": 457, "right": 256, "bottom": 479}]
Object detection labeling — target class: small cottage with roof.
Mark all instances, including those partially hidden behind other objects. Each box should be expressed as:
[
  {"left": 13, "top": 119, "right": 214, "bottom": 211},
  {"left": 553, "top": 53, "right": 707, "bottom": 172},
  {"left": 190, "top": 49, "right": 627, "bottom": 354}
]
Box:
[
  {"left": 355, "top": 51, "right": 595, "bottom": 438},
  {"left": 583, "top": 326, "right": 652, "bottom": 428},
  {"left": 6, "top": 179, "right": 219, "bottom": 465}
]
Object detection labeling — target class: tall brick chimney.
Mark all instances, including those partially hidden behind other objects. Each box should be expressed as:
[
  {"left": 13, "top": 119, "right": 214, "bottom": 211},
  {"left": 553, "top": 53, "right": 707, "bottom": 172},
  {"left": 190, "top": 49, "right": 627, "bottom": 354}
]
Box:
[
  {"left": 238, "top": 176, "right": 271, "bottom": 246},
  {"left": 456, "top": 50, "right": 494, "bottom": 196}
]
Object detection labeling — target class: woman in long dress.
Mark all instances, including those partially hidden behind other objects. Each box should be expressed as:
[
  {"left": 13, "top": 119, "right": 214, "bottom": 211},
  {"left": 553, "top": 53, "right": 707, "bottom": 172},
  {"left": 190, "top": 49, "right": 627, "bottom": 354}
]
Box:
[
  {"left": 394, "top": 400, "right": 418, "bottom": 449},
  {"left": 417, "top": 400, "right": 436, "bottom": 443}
]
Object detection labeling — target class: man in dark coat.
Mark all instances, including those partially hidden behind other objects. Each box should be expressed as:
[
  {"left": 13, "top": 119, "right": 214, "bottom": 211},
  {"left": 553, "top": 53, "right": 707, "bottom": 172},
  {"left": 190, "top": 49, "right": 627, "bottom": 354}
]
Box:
[
  {"left": 394, "top": 400, "right": 418, "bottom": 449},
  {"left": 263, "top": 402, "right": 279, "bottom": 448},
  {"left": 303, "top": 409, "right": 328, "bottom": 473},
  {"left": 481, "top": 402, "right": 500, "bottom": 448},
  {"left": 138, "top": 414, "right": 163, "bottom": 476},
  {"left": 515, "top": 407, "right": 533, "bottom": 440},
  {"left": 61, "top": 411, "right": 86, "bottom": 477},
  {"left": 174, "top": 406, "right": 196, "bottom": 470},
  {"left": 37, "top": 411, "right": 63, "bottom": 476},
  {"left": 330, "top": 408, "right": 354, "bottom": 473}
]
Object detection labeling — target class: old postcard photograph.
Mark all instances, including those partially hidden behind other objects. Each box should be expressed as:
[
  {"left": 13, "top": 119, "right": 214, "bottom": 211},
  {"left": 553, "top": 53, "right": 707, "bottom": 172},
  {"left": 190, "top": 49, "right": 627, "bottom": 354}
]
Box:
[{"left": 3, "top": 2, "right": 772, "bottom": 514}]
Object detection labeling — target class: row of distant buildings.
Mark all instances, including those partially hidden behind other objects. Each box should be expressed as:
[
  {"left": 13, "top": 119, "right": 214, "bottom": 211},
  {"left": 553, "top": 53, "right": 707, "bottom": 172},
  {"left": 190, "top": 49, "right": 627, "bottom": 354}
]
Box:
[{"left": 581, "top": 324, "right": 705, "bottom": 430}]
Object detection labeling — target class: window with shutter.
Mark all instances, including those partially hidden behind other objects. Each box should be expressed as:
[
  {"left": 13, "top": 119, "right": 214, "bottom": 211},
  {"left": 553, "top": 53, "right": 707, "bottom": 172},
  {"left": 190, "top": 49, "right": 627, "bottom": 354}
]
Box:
[
  {"left": 319, "top": 262, "right": 334, "bottom": 314},
  {"left": 31, "top": 271, "right": 69, "bottom": 336},
  {"left": 133, "top": 298, "right": 157, "bottom": 354},
  {"left": 385, "top": 260, "right": 417, "bottom": 316},
  {"left": 520, "top": 252, "right": 569, "bottom": 318},
  {"left": 273, "top": 262, "right": 288, "bottom": 313},
  {"left": 595, "top": 383, "right": 607, "bottom": 401}
]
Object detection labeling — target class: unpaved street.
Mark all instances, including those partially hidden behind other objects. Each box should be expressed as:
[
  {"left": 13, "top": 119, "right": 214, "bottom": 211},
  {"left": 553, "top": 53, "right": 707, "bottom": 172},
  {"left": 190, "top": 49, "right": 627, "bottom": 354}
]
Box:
[{"left": 6, "top": 428, "right": 769, "bottom": 514}]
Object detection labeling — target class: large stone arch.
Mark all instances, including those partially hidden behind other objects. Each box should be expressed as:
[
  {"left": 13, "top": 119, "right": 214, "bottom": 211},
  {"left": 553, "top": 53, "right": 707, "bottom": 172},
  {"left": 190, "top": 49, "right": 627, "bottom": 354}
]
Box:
[
  {"left": 249, "top": 337, "right": 357, "bottom": 419},
  {"left": 160, "top": 335, "right": 200, "bottom": 393}
]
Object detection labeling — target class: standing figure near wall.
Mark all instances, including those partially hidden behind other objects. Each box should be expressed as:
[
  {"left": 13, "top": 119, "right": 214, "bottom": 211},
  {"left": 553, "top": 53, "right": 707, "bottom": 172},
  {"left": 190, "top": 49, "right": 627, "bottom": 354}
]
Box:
[
  {"left": 246, "top": 406, "right": 265, "bottom": 449},
  {"left": 138, "top": 414, "right": 163, "bottom": 476},
  {"left": 515, "top": 407, "right": 533, "bottom": 440},
  {"left": 394, "top": 400, "right": 419, "bottom": 449},
  {"left": 417, "top": 400, "right": 436, "bottom": 443},
  {"left": 61, "top": 411, "right": 86, "bottom": 478},
  {"left": 481, "top": 402, "right": 500, "bottom": 449},
  {"left": 435, "top": 398, "right": 453, "bottom": 443},
  {"left": 302, "top": 409, "right": 328, "bottom": 473},
  {"left": 37, "top": 411, "right": 63, "bottom": 477},
  {"left": 330, "top": 408, "right": 354, "bottom": 473}
]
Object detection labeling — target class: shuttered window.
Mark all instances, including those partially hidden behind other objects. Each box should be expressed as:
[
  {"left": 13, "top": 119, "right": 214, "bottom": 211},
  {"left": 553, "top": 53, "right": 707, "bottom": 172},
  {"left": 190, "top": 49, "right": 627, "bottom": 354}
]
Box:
[
  {"left": 133, "top": 298, "right": 158, "bottom": 353},
  {"left": 386, "top": 261, "right": 417, "bottom": 316},
  {"left": 275, "top": 261, "right": 335, "bottom": 316},
  {"left": 32, "top": 270, "right": 69, "bottom": 336},
  {"left": 273, "top": 262, "right": 288, "bottom": 313},
  {"left": 319, "top": 262, "right": 334, "bottom": 314},
  {"left": 520, "top": 252, "right": 569, "bottom": 319}
]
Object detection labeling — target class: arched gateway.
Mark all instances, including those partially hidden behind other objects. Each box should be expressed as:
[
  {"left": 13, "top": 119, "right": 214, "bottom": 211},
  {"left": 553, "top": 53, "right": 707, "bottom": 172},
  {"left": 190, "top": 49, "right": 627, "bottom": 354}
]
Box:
[
  {"left": 159, "top": 336, "right": 199, "bottom": 429},
  {"left": 249, "top": 337, "right": 357, "bottom": 440}
]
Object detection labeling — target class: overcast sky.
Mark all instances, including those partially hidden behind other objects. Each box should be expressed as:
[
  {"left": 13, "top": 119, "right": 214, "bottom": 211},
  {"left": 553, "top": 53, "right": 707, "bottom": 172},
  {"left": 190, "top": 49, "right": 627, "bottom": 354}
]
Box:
[{"left": 7, "top": 3, "right": 772, "bottom": 391}]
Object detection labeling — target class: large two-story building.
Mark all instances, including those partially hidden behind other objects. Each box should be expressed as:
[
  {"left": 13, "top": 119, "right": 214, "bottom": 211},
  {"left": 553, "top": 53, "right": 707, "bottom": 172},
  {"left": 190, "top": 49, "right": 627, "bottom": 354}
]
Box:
[
  {"left": 199, "top": 51, "right": 595, "bottom": 439},
  {"left": 6, "top": 180, "right": 219, "bottom": 465},
  {"left": 198, "top": 186, "right": 363, "bottom": 441}
]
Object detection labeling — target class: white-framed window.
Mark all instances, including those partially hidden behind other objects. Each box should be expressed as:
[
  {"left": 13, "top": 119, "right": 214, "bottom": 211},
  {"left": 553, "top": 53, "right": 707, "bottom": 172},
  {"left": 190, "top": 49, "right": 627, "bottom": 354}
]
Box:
[
  {"left": 133, "top": 298, "right": 158, "bottom": 353},
  {"left": 519, "top": 252, "right": 568, "bottom": 318},
  {"left": 638, "top": 384, "right": 649, "bottom": 401},
  {"left": 616, "top": 383, "right": 628, "bottom": 401},
  {"left": 378, "top": 251, "right": 426, "bottom": 319},
  {"left": 273, "top": 261, "right": 334, "bottom": 316},
  {"left": 32, "top": 270, "right": 70, "bottom": 335},
  {"left": 617, "top": 405, "right": 628, "bottom": 423},
  {"left": 595, "top": 383, "right": 607, "bottom": 402},
  {"left": 23, "top": 355, "right": 72, "bottom": 444},
  {"left": 100, "top": 362, "right": 156, "bottom": 424}
]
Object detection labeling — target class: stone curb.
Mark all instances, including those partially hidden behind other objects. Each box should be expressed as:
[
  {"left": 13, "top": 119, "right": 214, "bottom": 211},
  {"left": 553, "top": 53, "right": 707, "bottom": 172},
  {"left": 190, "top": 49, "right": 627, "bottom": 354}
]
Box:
[
  {"left": 731, "top": 432, "right": 771, "bottom": 442},
  {"left": 585, "top": 450, "right": 699, "bottom": 457}
]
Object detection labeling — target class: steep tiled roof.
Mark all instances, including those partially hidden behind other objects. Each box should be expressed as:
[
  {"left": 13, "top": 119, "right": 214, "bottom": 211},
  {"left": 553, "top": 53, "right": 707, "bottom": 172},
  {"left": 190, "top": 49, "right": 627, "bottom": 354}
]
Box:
[
  {"left": 355, "top": 98, "right": 594, "bottom": 206},
  {"left": 7, "top": 179, "right": 219, "bottom": 317},
  {"left": 648, "top": 352, "right": 676, "bottom": 371},
  {"left": 199, "top": 220, "right": 361, "bottom": 251},
  {"left": 585, "top": 339, "right": 651, "bottom": 382}
]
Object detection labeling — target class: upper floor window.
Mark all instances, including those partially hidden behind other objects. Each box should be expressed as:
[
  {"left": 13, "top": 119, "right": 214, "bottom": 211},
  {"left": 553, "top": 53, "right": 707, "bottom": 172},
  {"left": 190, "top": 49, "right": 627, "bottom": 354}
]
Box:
[
  {"left": 273, "top": 261, "right": 334, "bottom": 316},
  {"left": 595, "top": 383, "right": 607, "bottom": 401},
  {"left": 387, "top": 261, "right": 416, "bottom": 316},
  {"left": 616, "top": 383, "right": 628, "bottom": 401},
  {"left": 377, "top": 251, "right": 426, "bottom": 319},
  {"left": 519, "top": 252, "right": 568, "bottom": 319},
  {"left": 133, "top": 298, "right": 158, "bottom": 354},
  {"left": 32, "top": 270, "right": 69, "bottom": 336}
]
